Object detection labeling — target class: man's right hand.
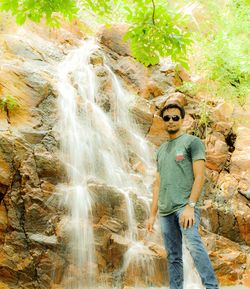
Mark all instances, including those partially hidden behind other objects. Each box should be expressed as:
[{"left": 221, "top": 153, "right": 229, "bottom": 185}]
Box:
[
  {"left": 147, "top": 172, "right": 160, "bottom": 233},
  {"left": 146, "top": 216, "right": 156, "bottom": 232}
]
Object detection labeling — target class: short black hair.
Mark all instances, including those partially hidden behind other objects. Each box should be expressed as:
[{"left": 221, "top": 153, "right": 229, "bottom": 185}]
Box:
[{"left": 160, "top": 103, "right": 185, "bottom": 119}]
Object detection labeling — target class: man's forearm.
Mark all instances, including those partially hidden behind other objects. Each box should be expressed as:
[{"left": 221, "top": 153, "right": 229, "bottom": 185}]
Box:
[
  {"left": 189, "top": 160, "right": 206, "bottom": 204},
  {"left": 150, "top": 190, "right": 158, "bottom": 217},
  {"left": 150, "top": 173, "right": 160, "bottom": 217},
  {"left": 189, "top": 174, "right": 205, "bottom": 203}
]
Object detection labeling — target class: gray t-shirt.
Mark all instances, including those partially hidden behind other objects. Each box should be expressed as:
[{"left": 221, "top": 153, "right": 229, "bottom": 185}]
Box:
[{"left": 156, "top": 133, "right": 206, "bottom": 216}]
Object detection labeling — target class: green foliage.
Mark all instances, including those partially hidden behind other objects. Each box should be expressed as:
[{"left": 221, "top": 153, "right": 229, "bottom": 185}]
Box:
[
  {"left": 123, "top": 1, "right": 192, "bottom": 67},
  {"left": 0, "top": 0, "right": 78, "bottom": 27},
  {"left": 198, "top": 99, "right": 210, "bottom": 127},
  {"left": 81, "top": 0, "right": 114, "bottom": 17},
  {"left": 82, "top": 0, "right": 192, "bottom": 67},
  {"left": 177, "top": 81, "right": 197, "bottom": 95},
  {"left": 0, "top": 0, "right": 192, "bottom": 67},
  {"left": 191, "top": 0, "right": 250, "bottom": 105},
  {"left": 0, "top": 94, "right": 20, "bottom": 112}
]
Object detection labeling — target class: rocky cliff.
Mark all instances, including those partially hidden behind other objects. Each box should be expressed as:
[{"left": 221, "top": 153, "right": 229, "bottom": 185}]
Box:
[{"left": 0, "top": 18, "right": 249, "bottom": 289}]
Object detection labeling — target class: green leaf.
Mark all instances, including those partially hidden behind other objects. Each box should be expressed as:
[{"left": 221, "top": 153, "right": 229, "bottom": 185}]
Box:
[{"left": 16, "top": 13, "right": 27, "bottom": 25}]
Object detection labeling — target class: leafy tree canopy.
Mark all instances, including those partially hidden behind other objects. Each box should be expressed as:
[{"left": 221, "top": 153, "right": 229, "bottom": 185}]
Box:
[
  {"left": 0, "top": 0, "right": 192, "bottom": 68},
  {"left": 178, "top": 0, "right": 250, "bottom": 105}
]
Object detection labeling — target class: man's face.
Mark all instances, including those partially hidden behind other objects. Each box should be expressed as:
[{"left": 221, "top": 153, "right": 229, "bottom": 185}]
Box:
[{"left": 162, "top": 108, "right": 183, "bottom": 134}]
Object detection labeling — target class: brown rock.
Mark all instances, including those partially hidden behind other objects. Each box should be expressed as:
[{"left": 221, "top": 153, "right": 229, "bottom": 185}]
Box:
[
  {"left": 0, "top": 19, "right": 249, "bottom": 289},
  {"left": 18, "top": 128, "right": 48, "bottom": 144},
  {"left": 182, "top": 114, "right": 196, "bottom": 133},
  {"left": 88, "top": 181, "right": 127, "bottom": 227},
  {"left": 3, "top": 33, "right": 63, "bottom": 63},
  {"left": 36, "top": 250, "right": 65, "bottom": 288},
  {"left": 217, "top": 172, "right": 239, "bottom": 199},
  {"left": 205, "top": 168, "right": 220, "bottom": 184},
  {"left": 89, "top": 51, "right": 104, "bottom": 65},
  {"left": 0, "top": 133, "right": 15, "bottom": 208},
  {"left": 129, "top": 193, "right": 148, "bottom": 227},
  {"left": 146, "top": 115, "right": 169, "bottom": 146},
  {"left": 234, "top": 202, "right": 250, "bottom": 245},
  {"left": 0, "top": 156, "right": 12, "bottom": 186},
  {"left": 109, "top": 233, "right": 130, "bottom": 269},
  {"left": 143, "top": 80, "right": 164, "bottom": 98},
  {"left": 200, "top": 201, "right": 220, "bottom": 233},
  {"left": 201, "top": 194, "right": 249, "bottom": 245},
  {"left": 0, "top": 282, "right": 11, "bottom": 289},
  {"left": 0, "top": 205, "right": 7, "bottom": 244},
  {"left": 99, "top": 24, "right": 131, "bottom": 56},
  {"left": 211, "top": 101, "right": 234, "bottom": 122},
  {"left": 205, "top": 132, "right": 228, "bottom": 171},
  {"left": 34, "top": 144, "right": 66, "bottom": 183},
  {"left": 99, "top": 215, "right": 123, "bottom": 233},
  {"left": 162, "top": 92, "right": 187, "bottom": 107},
  {"left": 24, "top": 202, "right": 51, "bottom": 234},
  {"left": 112, "top": 56, "right": 148, "bottom": 96},
  {"left": 177, "top": 66, "right": 191, "bottom": 82},
  {"left": 129, "top": 96, "right": 154, "bottom": 135},
  {"left": 0, "top": 115, "right": 9, "bottom": 131},
  {"left": 153, "top": 93, "right": 173, "bottom": 111},
  {"left": 230, "top": 127, "right": 250, "bottom": 184},
  {"left": 147, "top": 242, "right": 167, "bottom": 259},
  {"left": 94, "top": 225, "right": 112, "bottom": 271},
  {"left": 122, "top": 242, "right": 168, "bottom": 287},
  {"left": 212, "top": 121, "right": 233, "bottom": 137},
  {"left": 242, "top": 268, "right": 250, "bottom": 288},
  {"left": 201, "top": 228, "right": 249, "bottom": 285}
]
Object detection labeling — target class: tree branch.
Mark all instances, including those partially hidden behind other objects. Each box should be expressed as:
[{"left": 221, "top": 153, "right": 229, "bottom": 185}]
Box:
[{"left": 152, "top": 0, "right": 155, "bottom": 25}]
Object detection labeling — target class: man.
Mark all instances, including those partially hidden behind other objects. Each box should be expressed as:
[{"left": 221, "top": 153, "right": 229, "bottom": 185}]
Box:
[{"left": 147, "top": 102, "right": 219, "bottom": 289}]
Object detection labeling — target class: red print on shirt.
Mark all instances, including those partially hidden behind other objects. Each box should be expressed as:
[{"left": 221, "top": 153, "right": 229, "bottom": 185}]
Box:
[{"left": 176, "top": 154, "right": 185, "bottom": 161}]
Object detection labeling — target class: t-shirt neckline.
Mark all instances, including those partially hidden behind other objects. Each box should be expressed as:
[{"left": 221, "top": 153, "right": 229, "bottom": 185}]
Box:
[{"left": 168, "top": 133, "right": 186, "bottom": 142}]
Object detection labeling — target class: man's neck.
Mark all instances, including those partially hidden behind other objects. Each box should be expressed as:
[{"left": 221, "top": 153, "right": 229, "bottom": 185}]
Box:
[{"left": 168, "top": 130, "right": 184, "bottom": 140}]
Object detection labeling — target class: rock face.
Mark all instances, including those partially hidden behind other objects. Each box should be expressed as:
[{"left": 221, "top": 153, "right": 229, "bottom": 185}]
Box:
[{"left": 0, "top": 19, "right": 249, "bottom": 289}]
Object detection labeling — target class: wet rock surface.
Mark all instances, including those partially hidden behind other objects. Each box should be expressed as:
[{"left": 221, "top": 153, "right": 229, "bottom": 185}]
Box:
[{"left": 0, "top": 20, "right": 249, "bottom": 289}]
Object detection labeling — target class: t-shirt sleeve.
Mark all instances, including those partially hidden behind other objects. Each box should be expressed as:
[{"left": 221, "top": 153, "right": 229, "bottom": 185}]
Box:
[{"left": 190, "top": 138, "right": 206, "bottom": 162}]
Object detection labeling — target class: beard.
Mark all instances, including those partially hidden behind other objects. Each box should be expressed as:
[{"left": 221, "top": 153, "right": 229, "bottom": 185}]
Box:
[{"left": 167, "top": 128, "right": 179, "bottom": 134}]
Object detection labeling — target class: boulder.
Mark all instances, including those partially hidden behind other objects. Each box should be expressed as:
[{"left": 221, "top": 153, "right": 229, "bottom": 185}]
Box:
[
  {"left": 0, "top": 156, "right": 12, "bottom": 186},
  {"left": 0, "top": 204, "right": 7, "bottom": 244},
  {"left": 99, "top": 24, "right": 131, "bottom": 56},
  {"left": 146, "top": 115, "right": 169, "bottom": 146},
  {"left": 109, "top": 233, "right": 130, "bottom": 269},
  {"left": 211, "top": 101, "right": 234, "bottom": 122},
  {"left": 129, "top": 96, "right": 154, "bottom": 135},
  {"left": 111, "top": 56, "right": 148, "bottom": 96},
  {"left": 205, "top": 132, "right": 228, "bottom": 171},
  {"left": 230, "top": 127, "right": 250, "bottom": 185},
  {"left": 211, "top": 121, "right": 233, "bottom": 137},
  {"left": 34, "top": 144, "right": 65, "bottom": 183},
  {"left": 200, "top": 195, "right": 250, "bottom": 245},
  {"left": 88, "top": 181, "right": 128, "bottom": 228},
  {"left": 122, "top": 241, "right": 167, "bottom": 288},
  {"left": 201, "top": 228, "right": 249, "bottom": 285}
]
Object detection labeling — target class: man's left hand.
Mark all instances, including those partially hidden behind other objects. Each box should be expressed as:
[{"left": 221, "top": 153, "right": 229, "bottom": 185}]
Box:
[{"left": 180, "top": 205, "right": 195, "bottom": 229}]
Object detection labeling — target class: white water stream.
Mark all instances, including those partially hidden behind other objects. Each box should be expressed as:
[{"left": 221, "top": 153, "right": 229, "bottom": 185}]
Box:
[{"left": 55, "top": 39, "right": 212, "bottom": 289}]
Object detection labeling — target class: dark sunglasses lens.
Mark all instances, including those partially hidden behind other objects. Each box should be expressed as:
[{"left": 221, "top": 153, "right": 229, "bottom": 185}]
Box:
[
  {"left": 172, "top": 115, "right": 180, "bottom": 121},
  {"left": 163, "top": 116, "right": 171, "bottom": 122},
  {"left": 163, "top": 115, "right": 180, "bottom": 122}
]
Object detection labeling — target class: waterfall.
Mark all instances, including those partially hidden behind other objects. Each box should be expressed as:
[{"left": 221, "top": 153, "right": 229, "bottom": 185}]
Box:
[
  {"left": 56, "top": 40, "right": 99, "bottom": 289},
  {"left": 55, "top": 38, "right": 205, "bottom": 289},
  {"left": 55, "top": 39, "right": 155, "bottom": 288}
]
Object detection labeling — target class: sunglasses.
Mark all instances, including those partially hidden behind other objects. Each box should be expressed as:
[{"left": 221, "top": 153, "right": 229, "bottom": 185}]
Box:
[{"left": 163, "top": 115, "right": 181, "bottom": 122}]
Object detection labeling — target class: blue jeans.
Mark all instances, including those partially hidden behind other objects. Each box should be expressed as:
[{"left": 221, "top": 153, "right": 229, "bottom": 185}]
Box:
[{"left": 160, "top": 208, "right": 219, "bottom": 289}]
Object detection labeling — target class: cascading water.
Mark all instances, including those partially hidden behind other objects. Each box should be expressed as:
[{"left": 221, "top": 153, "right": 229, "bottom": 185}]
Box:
[
  {"left": 56, "top": 39, "right": 155, "bottom": 288},
  {"left": 56, "top": 40, "right": 99, "bottom": 289},
  {"left": 55, "top": 38, "right": 206, "bottom": 289}
]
